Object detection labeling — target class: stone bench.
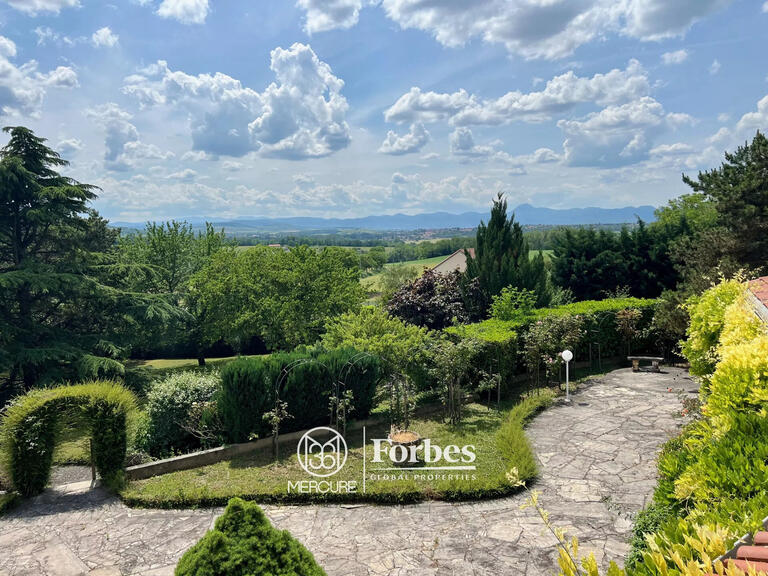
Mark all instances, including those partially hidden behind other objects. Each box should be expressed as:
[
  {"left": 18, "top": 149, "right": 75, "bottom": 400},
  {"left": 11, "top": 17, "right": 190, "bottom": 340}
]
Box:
[{"left": 627, "top": 356, "right": 664, "bottom": 372}]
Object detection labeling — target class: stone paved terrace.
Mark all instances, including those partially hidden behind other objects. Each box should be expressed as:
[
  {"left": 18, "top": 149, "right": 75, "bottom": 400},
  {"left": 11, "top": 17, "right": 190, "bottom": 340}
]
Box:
[{"left": 0, "top": 367, "right": 697, "bottom": 576}]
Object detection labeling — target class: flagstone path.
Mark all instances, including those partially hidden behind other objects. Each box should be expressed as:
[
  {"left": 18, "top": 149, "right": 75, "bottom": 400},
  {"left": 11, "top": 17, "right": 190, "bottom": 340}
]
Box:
[{"left": 0, "top": 367, "right": 696, "bottom": 576}]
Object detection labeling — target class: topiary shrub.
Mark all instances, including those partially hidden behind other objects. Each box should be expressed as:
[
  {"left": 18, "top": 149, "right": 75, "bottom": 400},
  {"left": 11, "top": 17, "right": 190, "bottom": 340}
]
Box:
[
  {"left": 175, "top": 497, "right": 326, "bottom": 576},
  {"left": 143, "top": 370, "right": 221, "bottom": 456},
  {"left": 0, "top": 382, "right": 137, "bottom": 497}
]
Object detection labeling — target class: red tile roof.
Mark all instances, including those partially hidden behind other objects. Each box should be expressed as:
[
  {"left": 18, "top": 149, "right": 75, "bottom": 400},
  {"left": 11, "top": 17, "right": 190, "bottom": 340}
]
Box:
[
  {"left": 750, "top": 276, "right": 768, "bottom": 308},
  {"left": 707, "top": 530, "right": 768, "bottom": 575}
]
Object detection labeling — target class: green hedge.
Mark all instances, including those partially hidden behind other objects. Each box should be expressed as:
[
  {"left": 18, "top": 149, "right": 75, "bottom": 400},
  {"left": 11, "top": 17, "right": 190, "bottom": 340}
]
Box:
[
  {"left": 219, "top": 348, "right": 381, "bottom": 443},
  {"left": 444, "top": 319, "right": 518, "bottom": 390},
  {"left": 176, "top": 497, "right": 326, "bottom": 576},
  {"left": 446, "top": 297, "right": 658, "bottom": 377},
  {"left": 0, "top": 382, "right": 137, "bottom": 496}
]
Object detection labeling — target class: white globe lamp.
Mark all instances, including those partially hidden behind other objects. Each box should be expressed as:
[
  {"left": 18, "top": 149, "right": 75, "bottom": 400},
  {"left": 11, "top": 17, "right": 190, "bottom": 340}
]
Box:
[{"left": 561, "top": 350, "right": 573, "bottom": 402}]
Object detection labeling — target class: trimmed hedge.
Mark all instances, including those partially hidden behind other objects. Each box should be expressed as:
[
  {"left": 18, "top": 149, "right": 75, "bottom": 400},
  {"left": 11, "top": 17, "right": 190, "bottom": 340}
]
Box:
[
  {"left": 176, "top": 497, "right": 326, "bottom": 576},
  {"left": 444, "top": 319, "right": 518, "bottom": 390},
  {"left": 219, "top": 348, "right": 381, "bottom": 443},
  {"left": 446, "top": 297, "right": 658, "bottom": 382},
  {"left": 0, "top": 382, "right": 137, "bottom": 496}
]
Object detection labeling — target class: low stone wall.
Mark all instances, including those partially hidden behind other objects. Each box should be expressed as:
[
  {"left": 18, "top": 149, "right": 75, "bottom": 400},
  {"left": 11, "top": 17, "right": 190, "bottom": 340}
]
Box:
[{"left": 126, "top": 416, "right": 384, "bottom": 481}]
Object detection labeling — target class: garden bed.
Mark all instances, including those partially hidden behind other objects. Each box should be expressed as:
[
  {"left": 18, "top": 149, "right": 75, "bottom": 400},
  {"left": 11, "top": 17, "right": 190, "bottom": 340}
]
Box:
[{"left": 120, "top": 390, "right": 555, "bottom": 508}]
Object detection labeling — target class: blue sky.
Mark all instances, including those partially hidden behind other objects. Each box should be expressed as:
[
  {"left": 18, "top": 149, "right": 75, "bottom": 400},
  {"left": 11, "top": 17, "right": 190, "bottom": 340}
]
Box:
[{"left": 1, "top": 0, "right": 767, "bottom": 221}]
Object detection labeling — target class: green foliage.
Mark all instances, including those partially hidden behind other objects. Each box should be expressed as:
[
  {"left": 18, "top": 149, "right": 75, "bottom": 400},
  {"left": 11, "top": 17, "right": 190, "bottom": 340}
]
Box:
[
  {"left": 218, "top": 349, "right": 381, "bottom": 443},
  {"left": 465, "top": 193, "right": 550, "bottom": 308},
  {"left": 625, "top": 502, "right": 676, "bottom": 572},
  {"left": 190, "top": 245, "right": 365, "bottom": 351},
  {"left": 445, "top": 319, "right": 518, "bottom": 390},
  {"left": 322, "top": 306, "right": 434, "bottom": 386},
  {"left": 175, "top": 497, "right": 326, "bottom": 576},
  {"left": 0, "top": 126, "right": 183, "bottom": 393},
  {"left": 377, "top": 263, "right": 418, "bottom": 303},
  {"left": 680, "top": 279, "right": 744, "bottom": 378},
  {"left": 682, "top": 131, "right": 768, "bottom": 276},
  {"left": 142, "top": 370, "right": 221, "bottom": 456},
  {"left": 523, "top": 314, "right": 584, "bottom": 383},
  {"left": 705, "top": 334, "right": 768, "bottom": 431},
  {"left": 551, "top": 221, "right": 676, "bottom": 301},
  {"left": 387, "top": 268, "right": 469, "bottom": 329},
  {"left": 0, "top": 382, "right": 137, "bottom": 496},
  {"left": 490, "top": 287, "right": 537, "bottom": 322},
  {"left": 673, "top": 412, "right": 768, "bottom": 506}
]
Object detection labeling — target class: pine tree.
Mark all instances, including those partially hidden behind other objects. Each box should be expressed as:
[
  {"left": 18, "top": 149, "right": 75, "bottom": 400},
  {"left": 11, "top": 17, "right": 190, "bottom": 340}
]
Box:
[
  {"left": 683, "top": 130, "right": 768, "bottom": 274},
  {"left": 0, "top": 126, "right": 179, "bottom": 394},
  {"left": 464, "top": 193, "right": 549, "bottom": 310}
]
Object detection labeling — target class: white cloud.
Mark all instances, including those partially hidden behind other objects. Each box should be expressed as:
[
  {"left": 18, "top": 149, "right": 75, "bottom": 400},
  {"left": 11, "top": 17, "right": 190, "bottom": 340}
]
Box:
[
  {"left": 0, "top": 36, "right": 78, "bottom": 117},
  {"left": 34, "top": 27, "right": 75, "bottom": 46},
  {"left": 710, "top": 59, "right": 721, "bottom": 75},
  {"left": 661, "top": 49, "right": 688, "bottom": 65},
  {"left": 449, "top": 127, "right": 497, "bottom": 157},
  {"left": 558, "top": 96, "right": 691, "bottom": 167},
  {"left": 763, "top": 1, "right": 768, "bottom": 12},
  {"left": 378, "top": 0, "right": 733, "bottom": 60},
  {"left": 717, "top": 112, "right": 730, "bottom": 123},
  {"left": 649, "top": 142, "right": 693, "bottom": 155},
  {"left": 623, "top": 0, "right": 733, "bottom": 40},
  {"left": 3, "top": 0, "right": 79, "bottom": 15},
  {"left": 157, "top": 0, "right": 209, "bottom": 24},
  {"left": 297, "top": 0, "right": 362, "bottom": 33},
  {"left": 181, "top": 150, "right": 213, "bottom": 161},
  {"left": 736, "top": 93, "right": 768, "bottom": 133},
  {"left": 123, "top": 43, "right": 351, "bottom": 159},
  {"left": 56, "top": 138, "right": 82, "bottom": 155},
  {"left": 167, "top": 168, "right": 197, "bottom": 181},
  {"left": 385, "top": 60, "right": 650, "bottom": 126},
  {"left": 86, "top": 103, "right": 173, "bottom": 171},
  {"left": 92, "top": 27, "right": 119, "bottom": 48},
  {"left": 378, "top": 122, "right": 430, "bottom": 155}
]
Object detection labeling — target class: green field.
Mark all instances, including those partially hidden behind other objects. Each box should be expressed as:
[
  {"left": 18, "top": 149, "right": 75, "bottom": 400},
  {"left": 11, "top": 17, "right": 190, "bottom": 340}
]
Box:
[
  {"left": 362, "top": 250, "right": 552, "bottom": 292},
  {"left": 361, "top": 255, "right": 447, "bottom": 291}
]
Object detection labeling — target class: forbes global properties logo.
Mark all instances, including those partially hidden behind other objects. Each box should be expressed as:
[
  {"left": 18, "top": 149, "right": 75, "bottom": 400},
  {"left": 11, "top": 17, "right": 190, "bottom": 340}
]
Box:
[{"left": 289, "top": 427, "right": 358, "bottom": 495}]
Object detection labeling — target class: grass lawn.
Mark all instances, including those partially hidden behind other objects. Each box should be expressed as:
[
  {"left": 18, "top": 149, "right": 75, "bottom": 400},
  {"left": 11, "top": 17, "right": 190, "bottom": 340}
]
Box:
[
  {"left": 125, "top": 355, "right": 265, "bottom": 371},
  {"left": 120, "top": 389, "right": 556, "bottom": 508}
]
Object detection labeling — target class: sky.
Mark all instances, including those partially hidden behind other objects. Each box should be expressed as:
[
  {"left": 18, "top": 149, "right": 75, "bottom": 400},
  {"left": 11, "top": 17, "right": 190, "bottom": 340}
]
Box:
[{"left": 0, "top": 0, "right": 767, "bottom": 221}]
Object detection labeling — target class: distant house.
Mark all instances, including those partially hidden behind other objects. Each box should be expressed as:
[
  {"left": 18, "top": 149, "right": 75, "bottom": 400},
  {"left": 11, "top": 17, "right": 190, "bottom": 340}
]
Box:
[
  {"left": 432, "top": 248, "right": 475, "bottom": 274},
  {"left": 748, "top": 275, "right": 768, "bottom": 326}
]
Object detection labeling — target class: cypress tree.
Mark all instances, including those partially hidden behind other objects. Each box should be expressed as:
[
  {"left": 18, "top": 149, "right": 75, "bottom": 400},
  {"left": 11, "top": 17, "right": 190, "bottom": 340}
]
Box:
[{"left": 464, "top": 193, "right": 549, "bottom": 310}]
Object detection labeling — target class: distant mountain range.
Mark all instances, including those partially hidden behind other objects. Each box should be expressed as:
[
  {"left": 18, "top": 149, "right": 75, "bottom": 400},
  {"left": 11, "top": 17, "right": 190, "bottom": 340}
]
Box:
[{"left": 113, "top": 203, "right": 657, "bottom": 232}]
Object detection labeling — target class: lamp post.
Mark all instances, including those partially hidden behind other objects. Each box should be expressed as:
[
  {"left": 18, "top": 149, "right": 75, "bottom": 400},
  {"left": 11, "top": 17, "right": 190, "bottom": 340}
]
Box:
[{"left": 561, "top": 349, "right": 573, "bottom": 403}]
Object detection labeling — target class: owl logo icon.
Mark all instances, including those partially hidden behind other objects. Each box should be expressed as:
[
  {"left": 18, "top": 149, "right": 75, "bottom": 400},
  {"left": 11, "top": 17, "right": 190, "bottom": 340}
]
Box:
[{"left": 297, "top": 427, "right": 348, "bottom": 478}]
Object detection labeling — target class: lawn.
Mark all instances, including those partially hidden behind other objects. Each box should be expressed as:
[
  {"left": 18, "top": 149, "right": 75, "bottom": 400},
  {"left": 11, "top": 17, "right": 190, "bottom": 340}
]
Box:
[
  {"left": 120, "top": 390, "right": 556, "bottom": 508},
  {"left": 125, "top": 355, "right": 264, "bottom": 370}
]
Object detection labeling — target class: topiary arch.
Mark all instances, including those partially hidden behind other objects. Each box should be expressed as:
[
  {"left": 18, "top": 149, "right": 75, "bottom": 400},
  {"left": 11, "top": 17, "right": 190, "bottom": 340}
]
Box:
[{"left": 0, "top": 382, "right": 137, "bottom": 497}]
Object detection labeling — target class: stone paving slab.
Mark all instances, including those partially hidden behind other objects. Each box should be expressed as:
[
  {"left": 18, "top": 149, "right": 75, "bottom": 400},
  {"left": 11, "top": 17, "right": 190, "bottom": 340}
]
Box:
[{"left": 0, "top": 367, "right": 696, "bottom": 575}]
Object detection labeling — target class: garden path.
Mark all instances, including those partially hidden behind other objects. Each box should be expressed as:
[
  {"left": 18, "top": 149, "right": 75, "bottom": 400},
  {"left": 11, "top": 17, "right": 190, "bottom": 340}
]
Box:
[{"left": 0, "top": 367, "right": 696, "bottom": 576}]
